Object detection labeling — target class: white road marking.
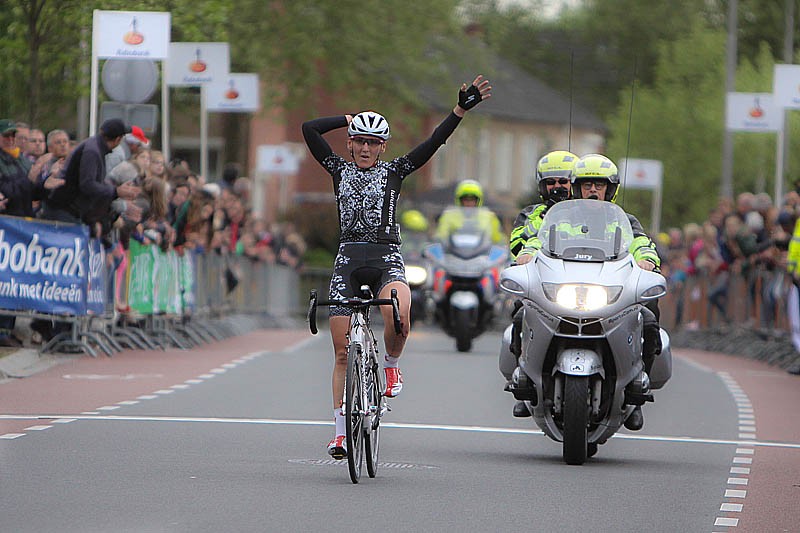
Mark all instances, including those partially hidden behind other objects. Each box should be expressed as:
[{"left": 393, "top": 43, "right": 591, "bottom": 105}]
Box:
[
  {"left": 81, "top": 411, "right": 99, "bottom": 415},
  {"left": 52, "top": 418, "right": 76, "bottom": 424},
  {"left": 720, "top": 503, "right": 743, "bottom": 512},
  {"left": 222, "top": 363, "right": 237, "bottom": 369},
  {"left": 153, "top": 389, "right": 175, "bottom": 395},
  {"left": 716, "top": 372, "right": 756, "bottom": 531},
  {"left": 117, "top": 401, "right": 139, "bottom": 405},
  {"left": 185, "top": 379, "right": 203, "bottom": 384},
  {"left": 170, "top": 384, "right": 190, "bottom": 389},
  {"left": 725, "top": 489, "right": 747, "bottom": 498},
  {"left": 0, "top": 414, "right": 796, "bottom": 448},
  {"left": 0, "top": 433, "right": 25, "bottom": 439},
  {"left": 24, "top": 425, "right": 51, "bottom": 431},
  {"left": 727, "top": 477, "right": 748, "bottom": 485},
  {"left": 137, "top": 395, "right": 158, "bottom": 400},
  {"left": 210, "top": 368, "right": 226, "bottom": 374},
  {"left": 96, "top": 406, "right": 120, "bottom": 411},
  {"left": 198, "top": 374, "right": 215, "bottom": 379}
]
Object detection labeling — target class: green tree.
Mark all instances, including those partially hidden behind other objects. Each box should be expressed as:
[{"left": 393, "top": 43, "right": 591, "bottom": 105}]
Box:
[{"left": 606, "top": 24, "right": 727, "bottom": 229}]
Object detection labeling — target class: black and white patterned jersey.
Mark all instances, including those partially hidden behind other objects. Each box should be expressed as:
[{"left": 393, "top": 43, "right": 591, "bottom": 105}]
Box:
[{"left": 302, "top": 112, "right": 462, "bottom": 245}]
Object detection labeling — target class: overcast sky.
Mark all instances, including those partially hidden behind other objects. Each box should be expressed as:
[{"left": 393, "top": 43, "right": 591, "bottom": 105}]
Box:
[{"left": 499, "top": 0, "right": 583, "bottom": 18}]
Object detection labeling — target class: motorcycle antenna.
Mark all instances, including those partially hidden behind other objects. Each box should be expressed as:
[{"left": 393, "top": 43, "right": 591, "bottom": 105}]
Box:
[
  {"left": 620, "top": 57, "right": 638, "bottom": 208},
  {"left": 568, "top": 50, "right": 574, "bottom": 151}
]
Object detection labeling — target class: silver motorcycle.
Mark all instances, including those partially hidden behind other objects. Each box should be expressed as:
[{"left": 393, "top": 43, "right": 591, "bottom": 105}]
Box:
[{"left": 498, "top": 200, "right": 672, "bottom": 465}]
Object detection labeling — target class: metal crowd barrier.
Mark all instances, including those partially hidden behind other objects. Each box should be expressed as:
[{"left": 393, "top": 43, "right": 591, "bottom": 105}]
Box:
[
  {"left": 0, "top": 213, "right": 301, "bottom": 357},
  {"left": 660, "top": 266, "right": 791, "bottom": 333},
  {"left": 44, "top": 248, "right": 302, "bottom": 357}
]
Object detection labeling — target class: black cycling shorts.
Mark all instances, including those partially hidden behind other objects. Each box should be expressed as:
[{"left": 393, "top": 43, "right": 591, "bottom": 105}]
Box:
[{"left": 328, "top": 242, "right": 407, "bottom": 317}]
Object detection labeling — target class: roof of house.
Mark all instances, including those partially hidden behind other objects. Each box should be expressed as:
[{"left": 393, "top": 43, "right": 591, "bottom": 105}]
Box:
[{"left": 421, "top": 49, "right": 606, "bottom": 132}]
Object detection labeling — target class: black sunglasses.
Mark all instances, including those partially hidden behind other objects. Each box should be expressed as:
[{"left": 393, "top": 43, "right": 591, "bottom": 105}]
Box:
[
  {"left": 350, "top": 137, "right": 384, "bottom": 147},
  {"left": 544, "top": 178, "right": 570, "bottom": 186}
]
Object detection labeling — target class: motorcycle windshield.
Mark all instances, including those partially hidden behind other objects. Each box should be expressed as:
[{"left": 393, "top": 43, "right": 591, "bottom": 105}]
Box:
[
  {"left": 445, "top": 207, "right": 493, "bottom": 259},
  {"left": 538, "top": 200, "right": 634, "bottom": 261}
]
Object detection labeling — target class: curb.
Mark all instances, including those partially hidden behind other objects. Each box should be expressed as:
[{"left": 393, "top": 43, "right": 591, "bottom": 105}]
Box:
[{"left": 0, "top": 349, "right": 78, "bottom": 382}]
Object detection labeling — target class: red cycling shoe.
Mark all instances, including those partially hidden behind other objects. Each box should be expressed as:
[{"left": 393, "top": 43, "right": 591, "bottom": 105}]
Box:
[
  {"left": 327, "top": 435, "right": 347, "bottom": 460},
  {"left": 384, "top": 367, "right": 403, "bottom": 398}
]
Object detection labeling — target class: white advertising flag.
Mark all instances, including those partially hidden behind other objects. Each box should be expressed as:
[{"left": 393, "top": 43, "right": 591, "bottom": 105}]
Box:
[
  {"left": 257, "top": 145, "right": 300, "bottom": 174},
  {"left": 167, "top": 43, "right": 230, "bottom": 86},
  {"left": 774, "top": 64, "right": 800, "bottom": 109},
  {"left": 205, "top": 74, "right": 260, "bottom": 113},
  {"left": 619, "top": 158, "right": 662, "bottom": 191},
  {"left": 93, "top": 10, "right": 171, "bottom": 60},
  {"left": 726, "top": 93, "right": 782, "bottom": 132}
]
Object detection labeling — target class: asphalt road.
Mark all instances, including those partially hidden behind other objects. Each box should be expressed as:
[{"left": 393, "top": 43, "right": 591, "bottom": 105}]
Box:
[{"left": 0, "top": 325, "right": 798, "bottom": 532}]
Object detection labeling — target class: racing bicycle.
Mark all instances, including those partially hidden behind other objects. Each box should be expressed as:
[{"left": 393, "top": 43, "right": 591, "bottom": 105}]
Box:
[{"left": 308, "top": 285, "right": 402, "bottom": 484}]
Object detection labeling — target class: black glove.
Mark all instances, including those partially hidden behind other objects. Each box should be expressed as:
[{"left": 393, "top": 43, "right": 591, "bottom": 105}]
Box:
[
  {"left": 458, "top": 84, "right": 482, "bottom": 110},
  {"left": 546, "top": 186, "right": 569, "bottom": 208}
]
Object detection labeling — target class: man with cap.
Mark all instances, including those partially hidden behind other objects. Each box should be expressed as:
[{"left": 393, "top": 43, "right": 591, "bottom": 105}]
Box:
[
  {"left": 43, "top": 118, "right": 141, "bottom": 230},
  {"left": 0, "top": 119, "right": 34, "bottom": 213},
  {"left": 105, "top": 124, "right": 150, "bottom": 176},
  {"left": 0, "top": 119, "right": 36, "bottom": 346}
]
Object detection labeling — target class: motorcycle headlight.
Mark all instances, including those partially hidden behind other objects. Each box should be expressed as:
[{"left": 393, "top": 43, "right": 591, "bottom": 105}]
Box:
[
  {"left": 405, "top": 265, "right": 428, "bottom": 285},
  {"left": 542, "top": 283, "right": 623, "bottom": 311}
]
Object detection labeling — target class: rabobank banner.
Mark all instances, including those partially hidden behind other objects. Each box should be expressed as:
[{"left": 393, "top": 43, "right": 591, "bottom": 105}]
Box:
[
  {"left": 0, "top": 216, "right": 92, "bottom": 315},
  {"left": 87, "top": 238, "right": 107, "bottom": 315}
]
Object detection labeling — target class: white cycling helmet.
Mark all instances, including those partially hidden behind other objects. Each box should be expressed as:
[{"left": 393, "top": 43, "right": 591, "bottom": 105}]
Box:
[{"left": 348, "top": 111, "right": 390, "bottom": 140}]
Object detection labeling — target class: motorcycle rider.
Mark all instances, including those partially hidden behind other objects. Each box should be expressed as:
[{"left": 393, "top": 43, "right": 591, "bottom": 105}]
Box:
[
  {"left": 570, "top": 153, "right": 662, "bottom": 431},
  {"left": 510, "top": 150, "right": 578, "bottom": 263},
  {"left": 435, "top": 179, "right": 505, "bottom": 244},
  {"left": 504, "top": 150, "right": 577, "bottom": 417},
  {"left": 401, "top": 209, "right": 430, "bottom": 238}
]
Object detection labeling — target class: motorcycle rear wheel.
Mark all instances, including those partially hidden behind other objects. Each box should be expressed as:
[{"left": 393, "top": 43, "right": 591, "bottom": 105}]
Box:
[{"left": 562, "top": 375, "right": 589, "bottom": 465}]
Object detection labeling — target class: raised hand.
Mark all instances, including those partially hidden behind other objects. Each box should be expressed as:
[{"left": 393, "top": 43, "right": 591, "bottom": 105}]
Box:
[{"left": 456, "top": 74, "right": 492, "bottom": 115}]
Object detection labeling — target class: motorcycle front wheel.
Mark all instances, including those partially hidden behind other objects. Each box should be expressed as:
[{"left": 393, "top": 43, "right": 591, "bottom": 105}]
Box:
[
  {"left": 453, "top": 309, "right": 473, "bottom": 352},
  {"left": 562, "top": 375, "right": 589, "bottom": 465}
]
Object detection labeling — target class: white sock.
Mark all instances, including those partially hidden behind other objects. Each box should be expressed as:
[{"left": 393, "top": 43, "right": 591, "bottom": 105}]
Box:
[
  {"left": 334, "top": 408, "right": 345, "bottom": 437},
  {"left": 384, "top": 354, "right": 400, "bottom": 368}
]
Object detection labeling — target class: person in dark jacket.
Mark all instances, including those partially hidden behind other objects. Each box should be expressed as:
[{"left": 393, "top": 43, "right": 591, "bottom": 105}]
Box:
[{"left": 43, "top": 118, "right": 141, "bottom": 231}]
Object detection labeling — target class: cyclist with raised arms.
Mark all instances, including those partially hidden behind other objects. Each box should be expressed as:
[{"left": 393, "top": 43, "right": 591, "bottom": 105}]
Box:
[{"left": 302, "top": 75, "right": 492, "bottom": 459}]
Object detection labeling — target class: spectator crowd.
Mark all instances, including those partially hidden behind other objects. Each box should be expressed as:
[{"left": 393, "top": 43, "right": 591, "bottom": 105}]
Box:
[
  {"left": 0, "top": 117, "right": 306, "bottom": 347},
  {"left": 656, "top": 189, "right": 800, "bottom": 347}
]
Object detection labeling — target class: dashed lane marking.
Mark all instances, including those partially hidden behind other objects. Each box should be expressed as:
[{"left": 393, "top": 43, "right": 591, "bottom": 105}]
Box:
[{"left": 715, "top": 371, "right": 757, "bottom": 530}]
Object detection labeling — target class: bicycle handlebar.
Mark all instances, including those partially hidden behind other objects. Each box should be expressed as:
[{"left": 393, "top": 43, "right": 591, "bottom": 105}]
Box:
[{"left": 308, "top": 289, "right": 402, "bottom": 336}]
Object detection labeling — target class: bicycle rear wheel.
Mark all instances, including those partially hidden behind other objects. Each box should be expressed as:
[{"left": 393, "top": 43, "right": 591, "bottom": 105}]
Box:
[
  {"left": 364, "top": 355, "right": 382, "bottom": 478},
  {"left": 345, "top": 344, "right": 365, "bottom": 484}
]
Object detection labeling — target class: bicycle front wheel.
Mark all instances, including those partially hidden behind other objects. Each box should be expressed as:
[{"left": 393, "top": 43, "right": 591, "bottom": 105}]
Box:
[
  {"left": 345, "top": 344, "right": 365, "bottom": 484},
  {"left": 364, "top": 356, "right": 382, "bottom": 478}
]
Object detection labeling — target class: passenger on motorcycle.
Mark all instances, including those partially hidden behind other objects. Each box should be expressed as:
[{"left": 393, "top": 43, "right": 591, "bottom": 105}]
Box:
[
  {"left": 504, "top": 150, "right": 577, "bottom": 417},
  {"left": 435, "top": 179, "right": 506, "bottom": 244},
  {"left": 570, "top": 153, "right": 662, "bottom": 431},
  {"left": 302, "top": 75, "right": 491, "bottom": 459}
]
